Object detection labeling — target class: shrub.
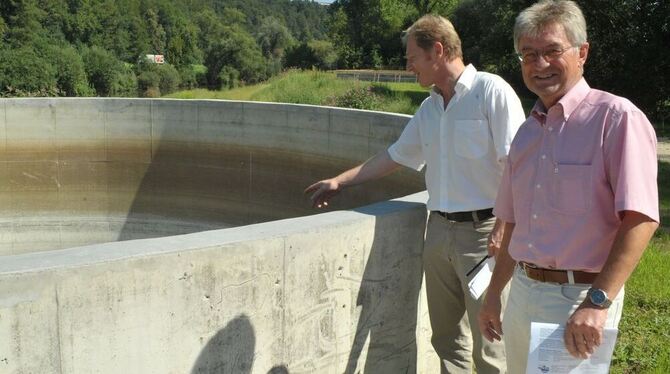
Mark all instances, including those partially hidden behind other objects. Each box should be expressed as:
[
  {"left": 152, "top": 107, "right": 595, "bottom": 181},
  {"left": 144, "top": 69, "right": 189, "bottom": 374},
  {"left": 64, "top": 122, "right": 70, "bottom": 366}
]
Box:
[
  {"left": 0, "top": 47, "right": 58, "bottom": 96},
  {"left": 218, "top": 66, "right": 240, "bottom": 89},
  {"left": 178, "top": 65, "right": 197, "bottom": 89},
  {"left": 155, "top": 63, "right": 180, "bottom": 95},
  {"left": 111, "top": 63, "right": 138, "bottom": 97},
  {"left": 44, "top": 44, "right": 94, "bottom": 96},
  {"left": 135, "top": 59, "right": 180, "bottom": 97},
  {"left": 333, "top": 86, "right": 378, "bottom": 110},
  {"left": 81, "top": 46, "right": 125, "bottom": 96},
  {"left": 137, "top": 70, "right": 160, "bottom": 97},
  {"left": 308, "top": 40, "right": 338, "bottom": 70}
]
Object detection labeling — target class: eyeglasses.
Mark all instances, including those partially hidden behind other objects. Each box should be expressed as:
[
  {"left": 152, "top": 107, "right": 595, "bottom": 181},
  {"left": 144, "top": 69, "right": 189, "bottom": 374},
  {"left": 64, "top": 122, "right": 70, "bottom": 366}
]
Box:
[{"left": 516, "top": 46, "right": 576, "bottom": 64}]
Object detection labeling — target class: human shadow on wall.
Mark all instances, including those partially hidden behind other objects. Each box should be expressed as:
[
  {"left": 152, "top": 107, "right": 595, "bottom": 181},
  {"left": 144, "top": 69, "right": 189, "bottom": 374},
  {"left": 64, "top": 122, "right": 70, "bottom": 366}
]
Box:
[
  {"left": 267, "top": 365, "right": 289, "bottom": 374},
  {"left": 191, "top": 314, "right": 256, "bottom": 374},
  {"left": 344, "top": 200, "right": 426, "bottom": 374}
]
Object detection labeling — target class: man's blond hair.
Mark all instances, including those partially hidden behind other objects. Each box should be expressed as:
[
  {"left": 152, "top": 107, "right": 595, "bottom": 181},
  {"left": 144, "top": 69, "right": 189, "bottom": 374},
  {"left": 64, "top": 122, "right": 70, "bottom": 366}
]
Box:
[{"left": 403, "top": 15, "right": 463, "bottom": 60}]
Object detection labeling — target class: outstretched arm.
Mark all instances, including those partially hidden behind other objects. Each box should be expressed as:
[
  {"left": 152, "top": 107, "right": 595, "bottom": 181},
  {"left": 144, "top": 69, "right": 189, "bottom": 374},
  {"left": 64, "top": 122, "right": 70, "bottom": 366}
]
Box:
[{"left": 304, "top": 150, "right": 401, "bottom": 208}]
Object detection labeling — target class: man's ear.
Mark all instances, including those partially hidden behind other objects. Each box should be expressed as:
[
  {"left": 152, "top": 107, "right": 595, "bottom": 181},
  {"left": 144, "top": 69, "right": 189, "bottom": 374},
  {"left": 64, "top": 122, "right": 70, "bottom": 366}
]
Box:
[
  {"left": 432, "top": 41, "right": 444, "bottom": 59},
  {"left": 578, "top": 42, "right": 589, "bottom": 67}
]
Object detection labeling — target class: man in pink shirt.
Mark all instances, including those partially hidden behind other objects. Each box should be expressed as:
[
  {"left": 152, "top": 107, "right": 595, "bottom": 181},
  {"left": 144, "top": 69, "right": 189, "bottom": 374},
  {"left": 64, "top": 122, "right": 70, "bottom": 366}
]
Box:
[{"left": 477, "top": 1, "right": 659, "bottom": 372}]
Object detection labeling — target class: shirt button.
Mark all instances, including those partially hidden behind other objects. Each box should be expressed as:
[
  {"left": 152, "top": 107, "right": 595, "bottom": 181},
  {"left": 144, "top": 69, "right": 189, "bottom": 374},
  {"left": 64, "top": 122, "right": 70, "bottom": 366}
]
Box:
[
  {"left": 532, "top": 214, "right": 538, "bottom": 219},
  {"left": 536, "top": 184, "right": 541, "bottom": 189},
  {"left": 548, "top": 126, "right": 554, "bottom": 131},
  {"left": 541, "top": 154, "right": 547, "bottom": 160},
  {"left": 528, "top": 243, "right": 533, "bottom": 248}
]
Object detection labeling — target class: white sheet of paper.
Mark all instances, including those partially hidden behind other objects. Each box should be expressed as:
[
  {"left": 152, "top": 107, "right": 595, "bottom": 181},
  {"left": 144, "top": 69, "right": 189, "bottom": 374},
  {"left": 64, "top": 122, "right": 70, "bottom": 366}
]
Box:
[
  {"left": 526, "top": 322, "right": 618, "bottom": 374},
  {"left": 467, "top": 257, "right": 495, "bottom": 299}
]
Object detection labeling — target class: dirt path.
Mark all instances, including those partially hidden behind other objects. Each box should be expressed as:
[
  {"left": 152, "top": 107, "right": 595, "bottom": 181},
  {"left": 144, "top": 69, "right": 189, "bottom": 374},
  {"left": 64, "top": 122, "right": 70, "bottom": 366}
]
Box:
[{"left": 659, "top": 138, "right": 670, "bottom": 162}]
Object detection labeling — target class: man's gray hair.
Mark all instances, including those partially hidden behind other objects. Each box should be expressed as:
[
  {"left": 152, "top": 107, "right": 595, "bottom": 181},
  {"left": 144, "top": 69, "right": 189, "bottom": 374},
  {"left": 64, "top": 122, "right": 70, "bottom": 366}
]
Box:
[{"left": 514, "top": 0, "right": 587, "bottom": 52}]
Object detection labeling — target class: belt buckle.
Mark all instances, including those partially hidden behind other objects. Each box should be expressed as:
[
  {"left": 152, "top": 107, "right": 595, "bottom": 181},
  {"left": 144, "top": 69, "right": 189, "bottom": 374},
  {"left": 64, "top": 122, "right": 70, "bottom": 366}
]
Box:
[
  {"left": 520, "top": 261, "right": 538, "bottom": 270},
  {"left": 471, "top": 211, "right": 480, "bottom": 222},
  {"left": 520, "top": 262, "right": 543, "bottom": 282}
]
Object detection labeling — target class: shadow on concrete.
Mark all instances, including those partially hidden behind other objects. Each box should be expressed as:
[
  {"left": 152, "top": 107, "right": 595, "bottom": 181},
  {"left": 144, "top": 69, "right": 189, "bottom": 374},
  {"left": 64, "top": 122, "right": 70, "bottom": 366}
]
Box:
[
  {"left": 116, "top": 101, "right": 424, "bottom": 241},
  {"left": 267, "top": 365, "right": 290, "bottom": 374},
  {"left": 191, "top": 314, "right": 256, "bottom": 374},
  {"left": 344, "top": 201, "right": 426, "bottom": 373}
]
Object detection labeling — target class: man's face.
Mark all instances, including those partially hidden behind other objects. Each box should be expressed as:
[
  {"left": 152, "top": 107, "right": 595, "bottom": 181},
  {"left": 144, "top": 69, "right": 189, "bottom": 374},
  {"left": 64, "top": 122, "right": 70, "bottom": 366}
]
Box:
[
  {"left": 405, "top": 36, "right": 438, "bottom": 88},
  {"left": 518, "top": 22, "right": 588, "bottom": 108}
]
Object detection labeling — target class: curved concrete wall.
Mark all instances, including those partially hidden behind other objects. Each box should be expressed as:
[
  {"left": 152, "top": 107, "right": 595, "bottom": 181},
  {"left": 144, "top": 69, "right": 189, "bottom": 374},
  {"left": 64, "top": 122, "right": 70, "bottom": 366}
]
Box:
[
  {"left": 0, "top": 98, "right": 423, "bottom": 255},
  {"left": 0, "top": 99, "right": 438, "bottom": 373}
]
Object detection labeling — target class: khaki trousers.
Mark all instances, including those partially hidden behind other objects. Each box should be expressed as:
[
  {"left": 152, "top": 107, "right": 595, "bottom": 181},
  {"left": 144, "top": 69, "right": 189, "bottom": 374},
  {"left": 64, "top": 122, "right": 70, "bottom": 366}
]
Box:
[
  {"left": 423, "top": 212, "right": 507, "bottom": 374},
  {"left": 503, "top": 265, "right": 625, "bottom": 374}
]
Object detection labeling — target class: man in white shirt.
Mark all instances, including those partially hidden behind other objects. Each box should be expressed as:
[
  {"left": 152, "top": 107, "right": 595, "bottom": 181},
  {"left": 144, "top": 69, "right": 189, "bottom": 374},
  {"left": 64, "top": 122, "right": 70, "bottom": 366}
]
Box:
[{"left": 305, "top": 15, "right": 524, "bottom": 373}]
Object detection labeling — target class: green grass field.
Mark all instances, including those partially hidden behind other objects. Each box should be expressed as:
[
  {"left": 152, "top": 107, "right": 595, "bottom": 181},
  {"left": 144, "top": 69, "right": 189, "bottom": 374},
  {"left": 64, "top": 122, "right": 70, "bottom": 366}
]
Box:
[
  {"left": 165, "top": 70, "right": 429, "bottom": 114},
  {"left": 167, "top": 70, "right": 669, "bottom": 372},
  {"left": 612, "top": 161, "right": 670, "bottom": 373}
]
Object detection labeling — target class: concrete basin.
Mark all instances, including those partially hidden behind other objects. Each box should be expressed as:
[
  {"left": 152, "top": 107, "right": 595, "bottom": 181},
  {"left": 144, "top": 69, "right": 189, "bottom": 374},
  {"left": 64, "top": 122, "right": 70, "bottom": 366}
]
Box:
[
  {"left": 0, "top": 98, "right": 438, "bottom": 373},
  {"left": 0, "top": 98, "right": 423, "bottom": 255}
]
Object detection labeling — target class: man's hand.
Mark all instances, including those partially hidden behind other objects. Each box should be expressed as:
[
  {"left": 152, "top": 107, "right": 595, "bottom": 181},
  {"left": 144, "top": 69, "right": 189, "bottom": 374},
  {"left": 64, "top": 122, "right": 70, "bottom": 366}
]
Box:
[
  {"left": 562, "top": 211, "right": 658, "bottom": 358},
  {"left": 564, "top": 302, "right": 608, "bottom": 359},
  {"left": 304, "top": 179, "right": 341, "bottom": 208},
  {"left": 487, "top": 218, "right": 504, "bottom": 257},
  {"left": 303, "top": 151, "right": 402, "bottom": 209},
  {"left": 478, "top": 291, "right": 504, "bottom": 343}
]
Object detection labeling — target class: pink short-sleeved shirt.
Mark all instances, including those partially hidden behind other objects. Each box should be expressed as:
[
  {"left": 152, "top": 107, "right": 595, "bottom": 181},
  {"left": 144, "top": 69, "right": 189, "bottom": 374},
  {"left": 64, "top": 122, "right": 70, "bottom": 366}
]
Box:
[{"left": 494, "top": 79, "right": 659, "bottom": 272}]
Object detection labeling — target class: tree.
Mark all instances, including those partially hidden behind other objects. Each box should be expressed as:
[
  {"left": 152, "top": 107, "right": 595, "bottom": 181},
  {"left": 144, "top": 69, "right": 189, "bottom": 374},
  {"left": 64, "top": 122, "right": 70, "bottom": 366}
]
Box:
[
  {"left": 145, "top": 8, "right": 166, "bottom": 54},
  {"left": 285, "top": 40, "right": 338, "bottom": 70},
  {"left": 0, "top": 0, "right": 332, "bottom": 97},
  {"left": 204, "top": 27, "right": 267, "bottom": 89},
  {"left": 580, "top": 0, "right": 669, "bottom": 122},
  {"left": 256, "top": 16, "right": 295, "bottom": 59},
  {"left": 411, "top": 0, "right": 459, "bottom": 15}
]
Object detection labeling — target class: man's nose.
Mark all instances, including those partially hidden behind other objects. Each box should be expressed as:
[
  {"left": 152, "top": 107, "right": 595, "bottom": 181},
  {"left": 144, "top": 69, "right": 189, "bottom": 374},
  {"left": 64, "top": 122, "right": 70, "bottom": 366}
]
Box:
[{"left": 531, "top": 55, "right": 552, "bottom": 68}]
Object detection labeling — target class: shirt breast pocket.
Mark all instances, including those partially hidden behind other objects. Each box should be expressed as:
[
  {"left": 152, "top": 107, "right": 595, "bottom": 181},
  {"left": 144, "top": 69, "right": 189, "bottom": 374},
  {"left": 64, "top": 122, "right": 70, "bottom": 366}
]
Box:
[
  {"left": 549, "top": 164, "right": 592, "bottom": 215},
  {"left": 454, "top": 119, "right": 490, "bottom": 159}
]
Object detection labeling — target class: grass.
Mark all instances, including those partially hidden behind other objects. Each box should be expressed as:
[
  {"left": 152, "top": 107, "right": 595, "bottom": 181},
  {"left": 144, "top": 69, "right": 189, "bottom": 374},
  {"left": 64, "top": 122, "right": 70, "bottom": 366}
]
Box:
[
  {"left": 610, "top": 161, "right": 670, "bottom": 373},
  {"left": 167, "top": 71, "right": 668, "bottom": 371},
  {"left": 164, "top": 84, "right": 270, "bottom": 100},
  {"left": 165, "top": 70, "right": 429, "bottom": 115}
]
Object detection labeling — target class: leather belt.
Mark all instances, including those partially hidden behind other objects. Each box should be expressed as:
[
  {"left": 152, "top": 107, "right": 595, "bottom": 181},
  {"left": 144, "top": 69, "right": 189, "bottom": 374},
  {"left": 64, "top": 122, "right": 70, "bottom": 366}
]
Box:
[
  {"left": 433, "top": 208, "right": 494, "bottom": 222},
  {"left": 519, "top": 262, "right": 599, "bottom": 284}
]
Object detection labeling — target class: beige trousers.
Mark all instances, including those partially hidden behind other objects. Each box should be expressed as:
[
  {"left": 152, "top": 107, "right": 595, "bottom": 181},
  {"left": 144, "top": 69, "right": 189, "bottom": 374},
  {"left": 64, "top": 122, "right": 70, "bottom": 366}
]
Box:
[
  {"left": 503, "top": 265, "right": 625, "bottom": 374},
  {"left": 423, "top": 212, "right": 508, "bottom": 374}
]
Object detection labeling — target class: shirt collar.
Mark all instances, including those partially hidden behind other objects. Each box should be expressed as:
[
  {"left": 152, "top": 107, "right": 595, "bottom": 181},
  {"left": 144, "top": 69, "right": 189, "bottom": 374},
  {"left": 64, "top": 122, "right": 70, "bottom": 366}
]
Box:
[
  {"left": 557, "top": 78, "right": 590, "bottom": 120},
  {"left": 429, "top": 64, "right": 477, "bottom": 101},
  {"left": 456, "top": 63, "right": 476, "bottom": 94},
  {"left": 530, "top": 78, "right": 591, "bottom": 123}
]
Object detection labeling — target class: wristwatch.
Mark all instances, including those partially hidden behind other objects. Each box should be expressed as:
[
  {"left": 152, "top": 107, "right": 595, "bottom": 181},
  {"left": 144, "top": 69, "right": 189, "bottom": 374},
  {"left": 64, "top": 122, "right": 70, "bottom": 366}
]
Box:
[{"left": 587, "top": 288, "right": 612, "bottom": 308}]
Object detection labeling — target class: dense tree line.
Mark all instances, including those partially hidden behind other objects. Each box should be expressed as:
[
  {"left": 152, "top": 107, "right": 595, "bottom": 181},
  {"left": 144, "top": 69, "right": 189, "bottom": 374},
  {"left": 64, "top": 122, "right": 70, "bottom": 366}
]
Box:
[
  {"left": 1, "top": 0, "right": 667, "bottom": 122},
  {"left": 329, "top": 0, "right": 669, "bottom": 122},
  {"left": 0, "top": 0, "right": 330, "bottom": 97}
]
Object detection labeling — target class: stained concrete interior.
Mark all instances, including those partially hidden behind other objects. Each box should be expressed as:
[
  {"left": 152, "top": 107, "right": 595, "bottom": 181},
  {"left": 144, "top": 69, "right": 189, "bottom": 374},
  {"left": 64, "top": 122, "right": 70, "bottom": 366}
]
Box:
[{"left": 0, "top": 99, "right": 424, "bottom": 255}]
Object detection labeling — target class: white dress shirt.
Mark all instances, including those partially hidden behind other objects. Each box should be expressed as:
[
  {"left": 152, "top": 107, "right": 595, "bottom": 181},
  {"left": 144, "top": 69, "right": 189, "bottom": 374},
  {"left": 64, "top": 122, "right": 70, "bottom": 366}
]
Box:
[{"left": 388, "top": 64, "right": 525, "bottom": 212}]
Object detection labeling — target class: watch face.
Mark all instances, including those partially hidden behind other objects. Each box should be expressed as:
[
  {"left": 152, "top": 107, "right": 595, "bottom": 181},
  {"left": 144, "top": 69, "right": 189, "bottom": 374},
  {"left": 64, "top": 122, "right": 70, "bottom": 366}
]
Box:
[{"left": 591, "top": 289, "right": 606, "bottom": 305}]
